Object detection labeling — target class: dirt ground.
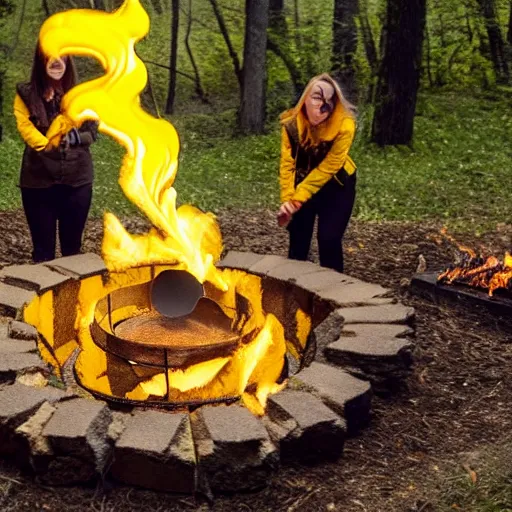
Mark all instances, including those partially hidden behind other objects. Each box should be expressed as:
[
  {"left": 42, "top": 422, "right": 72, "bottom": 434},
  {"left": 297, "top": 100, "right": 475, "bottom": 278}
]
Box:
[{"left": 0, "top": 209, "right": 511, "bottom": 512}]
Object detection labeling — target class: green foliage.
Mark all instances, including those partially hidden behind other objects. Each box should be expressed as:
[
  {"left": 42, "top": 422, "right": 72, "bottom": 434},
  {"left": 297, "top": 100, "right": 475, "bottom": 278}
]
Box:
[
  {"left": 437, "top": 439, "right": 512, "bottom": 511},
  {"left": 353, "top": 91, "right": 512, "bottom": 230},
  {"left": 0, "top": 0, "right": 14, "bottom": 21},
  {"left": 3, "top": 89, "right": 509, "bottom": 234},
  {"left": 0, "top": 0, "right": 510, "bottom": 233}
]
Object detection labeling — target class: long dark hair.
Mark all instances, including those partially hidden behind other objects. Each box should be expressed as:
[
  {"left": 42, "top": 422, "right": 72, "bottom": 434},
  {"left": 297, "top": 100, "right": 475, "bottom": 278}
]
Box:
[{"left": 29, "top": 43, "right": 77, "bottom": 100}]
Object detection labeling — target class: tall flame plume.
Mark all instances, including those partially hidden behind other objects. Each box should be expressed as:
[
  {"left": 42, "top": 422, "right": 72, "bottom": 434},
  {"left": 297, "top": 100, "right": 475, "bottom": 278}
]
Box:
[
  {"left": 35, "top": 0, "right": 295, "bottom": 416},
  {"left": 39, "top": 0, "right": 226, "bottom": 290}
]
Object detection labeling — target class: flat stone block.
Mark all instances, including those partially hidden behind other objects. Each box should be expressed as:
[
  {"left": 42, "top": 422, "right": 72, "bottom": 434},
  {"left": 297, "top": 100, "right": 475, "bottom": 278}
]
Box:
[
  {"left": 266, "top": 260, "right": 326, "bottom": 281},
  {"left": 267, "top": 390, "right": 345, "bottom": 464},
  {"left": 0, "top": 336, "right": 37, "bottom": 355},
  {"left": 0, "top": 353, "right": 47, "bottom": 381},
  {"left": 326, "top": 336, "right": 413, "bottom": 359},
  {"left": 1, "top": 264, "right": 70, "bottom": 293},
  {"left": 294, "top": 270, "right": 358, "bottom": 292},
  {"left": 318, "top": 281, "right": 391, "bottom": 307},
  {"left": 0, "top": 282, "right": 36, "bottom": 318},
  {"left": 325, "top": 324, "right": 414, "bottom": 395},
  {"left": 111, "top": 409, "right": 195, "bottom": 493},
  {"left": 193, "top": 405, "right": 278, "bottom": 492},
  {"left": 217, "top": 251, "right": 265, "bottom": 271},
  {"left": 248, "top": 255, "right": 287, "bottom": 275},
  {"left": 0, "top": 383, "right": 67, "bottom": 424},
  {"left": 15, "top": 402, "right": 56, "bottom": 470},
  {"left": 8, "top": 320, "right": 38, "bottom": 340},
  {"left": 295, "top": 362, "right": 372, "bottom": 435},
  {"left": 0, "top": 383, "right": 68, "bottom": 457},
  {"left": 45, "top": 253, "right": 107, "bottom": 279},
  {"left": 201, "top": 404, "right": 269, "bottom": 443},
  {"left": 312, "top": 310, "right": 345, "bottom": 363},
  {"left": 42, "top": 398, "right": 112, "bottom": 467},
  {"left": 337, "top": 304, "right": 415, "bottom": 325},
  {"left": 344, "top": 323, "right": 414, "bottom": 339}
]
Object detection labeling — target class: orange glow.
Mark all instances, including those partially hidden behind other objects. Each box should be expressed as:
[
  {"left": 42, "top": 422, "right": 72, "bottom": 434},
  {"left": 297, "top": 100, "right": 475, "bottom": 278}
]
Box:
[
  {"left": 437, "top": 230, "right": 511, "bottom": 296},
  {"left": 35, "top": 0, "right": 303, "bottom": 414}
]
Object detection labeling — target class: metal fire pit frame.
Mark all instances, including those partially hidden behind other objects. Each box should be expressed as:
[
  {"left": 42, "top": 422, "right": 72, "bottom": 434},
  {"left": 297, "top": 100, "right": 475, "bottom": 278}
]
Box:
[
  {"left": 411, "top": 271, "right": 512, "bottom": 321},
  {"left": 90, "top": 281, "right": 241, "bottom": 369},
  {"left": 76, "top": 376, "right": 241, "bottom": 410}
]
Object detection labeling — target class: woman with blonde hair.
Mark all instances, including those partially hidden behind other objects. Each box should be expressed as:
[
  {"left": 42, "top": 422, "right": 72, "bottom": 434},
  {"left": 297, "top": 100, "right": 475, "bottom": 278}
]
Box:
[{"left": 277, "top": 73, "right": 357, "bottom": 273}]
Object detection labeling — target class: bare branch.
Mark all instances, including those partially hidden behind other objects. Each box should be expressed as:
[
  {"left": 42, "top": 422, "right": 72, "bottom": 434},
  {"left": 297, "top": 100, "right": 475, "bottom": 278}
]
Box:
[
  {"left": 7, "top": 0, "right": 27, "bottom": 56},
  {"left": 184, "top": 0, "right": 209, "bottom": 104},
  {"left": 207, "top": 0, "right": 243, "bottom": 91}
]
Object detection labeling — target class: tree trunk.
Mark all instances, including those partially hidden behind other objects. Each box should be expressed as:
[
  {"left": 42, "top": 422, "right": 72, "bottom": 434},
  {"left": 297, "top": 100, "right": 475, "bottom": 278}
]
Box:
[
  {"left": 267, "top": 0, "right": 304, "bottom": 96},
  {"left": 477, "top": 0, "right": 509, "bottom": 84},
  {"left": 6, "top": 0, "right": 25, "bottom": 56},
  {"left": 435, "top": 0, "right": 447, "bottom": 48},
  {"left": 208, "top": 0, "right": 243, "bottom": 92},
  {"left": 359, "top": 0, "right": 378, "bottom": 102},
  {"left": 508, "top": 0, "right": 512, "bottom": 45},
  {"left": 184, "top": 0, "right": 208, "bottom": 103},
  {"left": 359, "top": 0, "right": 378, "bottom": 75},
  {"left": 149, "top": 0, "right": 163, "bottom": 14},
  {"left": 332, "top": 0, "right": 359, "bottom": 103},
  {"left": 0, "top": 68, "right": 4, "bottom": 141},
  {"left": 371, "top": 0, "right": 426, "bottom": 146},
  {"left": 465, "top": 4, "right": 474, "bottom": 44},
  {"left": 269, "top": 0, "right": 286, "bottom": 36},
  {"left": 267, "top": 38, "right": 304, "bottom": 98},
  {"left": 165, "top": 0, "right": 179, "bottom": 114},
  {"left": 239, "top": 0, "right": 269, "bottom": 134},
  {"left": 293, "top": 0, "right": 302, "bottom": 54},
  {"left": 425, "top": 19, "right": 434, "bottom": 87}
]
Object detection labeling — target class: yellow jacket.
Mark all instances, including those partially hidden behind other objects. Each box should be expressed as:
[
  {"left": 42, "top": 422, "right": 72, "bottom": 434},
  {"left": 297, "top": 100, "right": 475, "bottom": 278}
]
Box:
[
  {"left": 279, "top": 106, "right": 356, "bottom": 204},
  {"left": 13, "top": 85, "right": 97, "bottom": 188},
  {"left": 13, "top": 93, "right": 51, "bottom": 151}
]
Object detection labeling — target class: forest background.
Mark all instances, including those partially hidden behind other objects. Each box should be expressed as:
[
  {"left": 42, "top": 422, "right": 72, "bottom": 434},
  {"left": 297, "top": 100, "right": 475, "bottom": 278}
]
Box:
[
  {"left": 0, "top": 2, "right": 511, "bottom": 510},
  {"left": 0, "top": 0, "right": 510, "bottom": 232}
]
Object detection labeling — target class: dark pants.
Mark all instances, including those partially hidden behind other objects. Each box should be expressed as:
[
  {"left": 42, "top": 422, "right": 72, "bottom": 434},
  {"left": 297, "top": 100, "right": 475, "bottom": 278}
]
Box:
[
  {"left": 287, "top": 174, "right": 356, "bottom": 273},
  {"left": 21, "top": 184, "right": 93, "bottom": 263}
]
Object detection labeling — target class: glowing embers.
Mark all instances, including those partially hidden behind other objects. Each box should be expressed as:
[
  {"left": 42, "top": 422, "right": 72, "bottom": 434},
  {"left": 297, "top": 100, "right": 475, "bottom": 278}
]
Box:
[{"left": 437, "top": 249, "right": 512, "bottom": 296}]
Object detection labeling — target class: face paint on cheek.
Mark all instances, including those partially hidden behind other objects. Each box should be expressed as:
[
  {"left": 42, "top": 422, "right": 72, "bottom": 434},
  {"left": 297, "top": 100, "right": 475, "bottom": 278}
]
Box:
[{"left": 304, "top": 99, "right": 328, "bottom": 126}]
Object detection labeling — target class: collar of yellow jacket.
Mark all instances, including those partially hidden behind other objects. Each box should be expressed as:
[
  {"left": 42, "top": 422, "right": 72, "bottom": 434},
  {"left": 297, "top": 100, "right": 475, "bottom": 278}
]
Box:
[{"left": 296, "top": 99, "right": 347, "bottom": 146}]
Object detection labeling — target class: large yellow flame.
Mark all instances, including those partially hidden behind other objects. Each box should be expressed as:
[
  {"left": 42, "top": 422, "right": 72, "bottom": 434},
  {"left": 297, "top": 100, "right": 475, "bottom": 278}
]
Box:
[
  {"left": 35, "top": 1, "right": 302, "bottom": 416},
  {"left": 39, "top": 0, "right": 225, "bottom": 290}
]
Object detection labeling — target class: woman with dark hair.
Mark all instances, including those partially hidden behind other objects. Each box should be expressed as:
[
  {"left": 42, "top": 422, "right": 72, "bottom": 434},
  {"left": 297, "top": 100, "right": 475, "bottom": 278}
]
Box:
[
  {"left": 13, "top": 43, "right": 98, "bottom": 263},
  {"left": 277, "top": 73, "right": 357, "bottom": 273}
]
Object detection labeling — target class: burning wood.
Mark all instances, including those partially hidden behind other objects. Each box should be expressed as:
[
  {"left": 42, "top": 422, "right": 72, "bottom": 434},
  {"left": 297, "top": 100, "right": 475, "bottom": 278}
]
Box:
[{"left": 437, "top": 231, "right": 512, "bottom": 296}]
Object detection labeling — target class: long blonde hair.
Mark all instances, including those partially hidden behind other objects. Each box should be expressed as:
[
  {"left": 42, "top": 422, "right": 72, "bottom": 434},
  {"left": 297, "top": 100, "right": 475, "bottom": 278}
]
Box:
[{"left": 280, "top": 73, "right": 356, "bottom": 146}]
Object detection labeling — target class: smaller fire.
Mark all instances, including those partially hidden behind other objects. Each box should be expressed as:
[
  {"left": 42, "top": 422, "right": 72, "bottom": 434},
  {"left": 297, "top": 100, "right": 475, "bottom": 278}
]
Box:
[{"left": 437, "top": 230, "right": 512, "bottom": 296}]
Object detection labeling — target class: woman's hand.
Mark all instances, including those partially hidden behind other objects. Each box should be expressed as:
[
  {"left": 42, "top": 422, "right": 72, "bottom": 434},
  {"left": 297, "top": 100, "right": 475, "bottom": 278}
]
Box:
[
  {"left": 44, "top": 114, "right": 74, "bottom": 151},
  {"left": 277, "top": 200, "right": 302, "bottom": 227}
]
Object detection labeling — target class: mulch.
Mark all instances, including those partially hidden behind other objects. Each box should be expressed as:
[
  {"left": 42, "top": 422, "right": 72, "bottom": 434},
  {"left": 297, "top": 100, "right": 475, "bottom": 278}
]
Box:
[{"left": 0, "top": 209, "right": 511, "bottom": 512}]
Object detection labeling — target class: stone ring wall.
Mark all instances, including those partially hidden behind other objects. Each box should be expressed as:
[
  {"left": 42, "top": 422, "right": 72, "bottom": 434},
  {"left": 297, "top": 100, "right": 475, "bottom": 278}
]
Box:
[{"left": 0, "top": 252, "right": 414, "bottom": 494}]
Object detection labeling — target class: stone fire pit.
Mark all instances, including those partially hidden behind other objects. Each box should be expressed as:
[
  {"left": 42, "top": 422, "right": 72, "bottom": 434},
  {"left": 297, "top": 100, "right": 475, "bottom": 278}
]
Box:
[{"left": 0, "top": 251, "right": 414, "bottom": 494}]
